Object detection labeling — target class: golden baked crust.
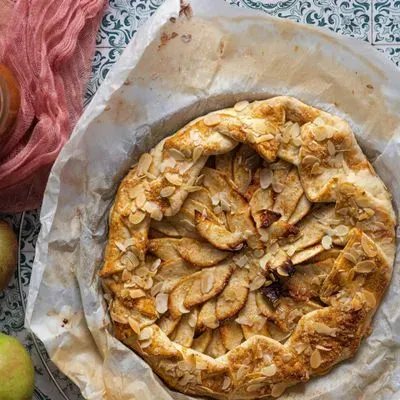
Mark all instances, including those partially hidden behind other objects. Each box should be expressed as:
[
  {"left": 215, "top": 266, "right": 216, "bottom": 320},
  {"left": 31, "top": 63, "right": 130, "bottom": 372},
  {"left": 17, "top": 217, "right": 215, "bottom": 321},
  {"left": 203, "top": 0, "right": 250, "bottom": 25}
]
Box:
[{"left": 100, "top": 96, "right": 396, "bottom": 399}]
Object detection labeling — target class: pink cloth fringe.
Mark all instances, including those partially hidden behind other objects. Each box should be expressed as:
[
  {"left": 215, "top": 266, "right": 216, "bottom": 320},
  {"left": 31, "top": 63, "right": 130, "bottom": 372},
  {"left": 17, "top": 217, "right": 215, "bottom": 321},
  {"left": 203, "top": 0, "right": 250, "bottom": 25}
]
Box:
[{"left": 0, "top": 0, "right": 105, "bottom": 212}]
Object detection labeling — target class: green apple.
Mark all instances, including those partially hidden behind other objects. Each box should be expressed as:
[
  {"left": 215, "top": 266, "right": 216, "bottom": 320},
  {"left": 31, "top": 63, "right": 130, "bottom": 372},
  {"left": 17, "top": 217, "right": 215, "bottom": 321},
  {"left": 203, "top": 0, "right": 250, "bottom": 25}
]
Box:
[{"left": 0, "top": 333, "right": 34, "bottom": 400}]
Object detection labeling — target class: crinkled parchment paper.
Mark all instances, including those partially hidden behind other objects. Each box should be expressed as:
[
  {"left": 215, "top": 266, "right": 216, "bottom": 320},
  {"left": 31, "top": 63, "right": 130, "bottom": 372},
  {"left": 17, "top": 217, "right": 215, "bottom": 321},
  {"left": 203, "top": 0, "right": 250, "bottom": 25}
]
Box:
[{"left": 25, "top": 0, "right": 400, "bottom": 399}]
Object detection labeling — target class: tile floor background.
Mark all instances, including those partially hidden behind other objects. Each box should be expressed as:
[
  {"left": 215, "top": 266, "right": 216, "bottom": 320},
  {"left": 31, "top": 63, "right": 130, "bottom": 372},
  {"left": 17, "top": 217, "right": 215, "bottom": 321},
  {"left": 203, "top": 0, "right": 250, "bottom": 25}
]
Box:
[{"left": 1, "top": 1, "right": 400, "bottom": 399}]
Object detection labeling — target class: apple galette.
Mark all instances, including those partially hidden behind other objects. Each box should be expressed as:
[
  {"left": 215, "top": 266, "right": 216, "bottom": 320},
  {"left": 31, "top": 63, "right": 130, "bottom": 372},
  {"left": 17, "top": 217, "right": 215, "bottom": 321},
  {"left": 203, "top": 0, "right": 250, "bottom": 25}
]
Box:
[{"left": 100, "top": 96, "right": 395, "bottom": 399}]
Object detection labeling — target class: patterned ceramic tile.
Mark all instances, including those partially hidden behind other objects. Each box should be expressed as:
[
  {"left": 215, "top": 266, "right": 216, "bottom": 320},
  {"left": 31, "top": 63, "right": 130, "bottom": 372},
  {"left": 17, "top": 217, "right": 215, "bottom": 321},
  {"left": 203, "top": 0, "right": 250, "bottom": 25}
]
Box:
[
  {"left": 229, "top": 0, "right": 372, "bottom": 41},
  {"left": 85, "top": 47, "right": 124, "bottom": 106},
  {"left": 96, "top": 0, "right": 164, "bottom": 47},
  {"left": 374, "top": 0, "right": 400, "bottom": 43},
  {"left": 376, "top": 45, "right": 400, "bottom": 65}
]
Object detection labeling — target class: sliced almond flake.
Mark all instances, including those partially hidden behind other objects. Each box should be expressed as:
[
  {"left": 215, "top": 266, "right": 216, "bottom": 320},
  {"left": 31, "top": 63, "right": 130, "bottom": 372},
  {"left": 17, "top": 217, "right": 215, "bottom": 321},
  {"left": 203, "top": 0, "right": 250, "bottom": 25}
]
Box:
[
  {"left": 192, "top": 146, "right": 204, "bottom": 162},
  {"left": 201, "top": 272, "right": 214, "bottom": 294},
  {"left": 135, "top": 192, "right": 147, "bottom": 209},
  {"left": 220, "top": 198, "right": 232, "bottom": 212},
  {"left": 321, "top": 235, "right": 332, "bottom": 250},
  {"left": 260, "top": 168, "right": 273, "bottom": 189},
  {"left": 236, "top": 365, "right": 248, "bottom": 381},
  {"left": 151, "top": 208, "right": 163, "bottom": 221},
  {"left": 188, "top": 311, "right": 198, "bottom": 328},
  {"left": 302, "top": 155, "right": 319, "bottom": 165},
  {"left": 327, "top": 140, "right": 336, "bottom": 156},
  {"left": 222, "top": 376, "right": 231, "bottom": 391},
  {"left": 161, "top": 157, "right": 177, "bottom": 172},
  {"left": 277, "top": 265, "right": 290, "bottom": 277},
  {"left": 316, "top": 345, "right": 331, "bottom": 351},
  {"left": 183, "top": 185, "right": 202, "bottom": 193},
  {"left": 293, "top": 136, "right": 302, "bottom": 147},
  {"left": 381, "top": 237, "right": 393, "bottom": 244},
  {"left": 168, "top": 148, "right": 186, "bottom": 161},
  {"left": 234, "top": 100, "right": 249, "bottom": 112},
  {"left": 343, "top": 251, "right": 357, "bottom": 264},
  {"left": 354, "top": 260, "right": 376, "bottom": 273},
  {"left": 155, "top": 293, "right": 169, "bottom": 314},
  {"left": 178, "top": 299, "right": 191, "bottom": 314},
  {"left": 143, "top": 277, "right": 154, "bottom": 290},
  {"left": 160, "top": 186, "right": 176, "bottom": 198},
  {"left": 286, "top": 246, "right": 296, "bottom": 257},
  {"left": 121, "top": 269, "right": 132, "bottom": 282},
  {"left": 126, "top": 252, "right": 139, "bottom": 267},
  {"left": 129, "top": 289, "right": 146, "bottom": 299},
  {"left": 211, "top": 194, "right": 220, "bottom": 206},
  {"left": 282, "top": 353, "right": 293, "bottom": 362},
  {"left": 310, "top": 348, "right": 322, "bottom": 369},
  {"left": 272, "top": 181, "right": 284, "bottom": 193},
  {"left": 165, "top": 172, "right": 183, "bottom": 186},
  {"left": 261, "top": 364, "right": 277, "bottom": 377},
  {"left": 151, "top": 281, "right": 163, "bottom": 296},
  {"left": 115, "top": 241, "right": 126, "bottom": 253},
  {"left": 151, "top": 258, "right": 162, "bottom": 272},
  {"left": 235, "top": 315, "right": 253, "bottom": 326},
  {"left": 139, "top": 326, "right": 153, "bottom": 341},
  {"left": 289, "top": 122, "right": 300, "bottom": 138},
  {"left": 128, "top": 317, "right": 141, "bottom": 335},
  {"left": 249, "top": 275, "right": 266, "bottom": 291},
  {"left": 259, "top": 253, "right": 271, "bottom": 270},
  {"left": 111, "top": 313, "right": 128, "bottom": 324},
  {"left": 253, "top": 249, "right": 264, "bottom": 258},
  {"left": 129, "top": 210, "right": 146, "bottom": 225},
  {"left": 361, "top": 234, "right": 378, "bottom": 257},
  {"left": 294, "top": 342, "right": 308, "bottom": 354},
  {"left": 123, "top": 238, "right": 135, "bottom": 249},
  {"left": 271, "top": 383, "right": 288, "bottom": 398},
  {"left": 233, "top": 253, "right": 248, "bottom": 268},
  {"left": 313, "top": 126, "right": 327, "bottom": 142},
  {"left": 137, "top": 153, "right": 152, "bottom": 175},
  {"left": 129, "top": 185, "right": 142, "bottom": 199},
  {"left": 247, "top": 383, "right": 265, "bottom": 392},
  {"left": 334, "top": 225, "right": 349, "bottom": 237},
  {"left": 140, "top": 339, "right": 152, "bottom": 349},
  {"left": 203, "top": 113, "right": 221, "bottom": 127},
  {"left": 363, "top": 290, "right": 376, "bottom": 308},
  {"left": 254, "top": 134, "right": 274, "bottom": 143},
  {"left": 314, "top": 322, "right": 337, "bottom": 337}
]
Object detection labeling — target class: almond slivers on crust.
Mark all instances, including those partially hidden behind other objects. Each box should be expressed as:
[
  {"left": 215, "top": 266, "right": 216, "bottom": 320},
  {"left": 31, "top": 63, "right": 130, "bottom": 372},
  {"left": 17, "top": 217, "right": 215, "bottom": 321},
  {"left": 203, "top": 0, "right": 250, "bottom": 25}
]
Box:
[{"left": 101, "top": 96, "right": 395, "bottom": 400}]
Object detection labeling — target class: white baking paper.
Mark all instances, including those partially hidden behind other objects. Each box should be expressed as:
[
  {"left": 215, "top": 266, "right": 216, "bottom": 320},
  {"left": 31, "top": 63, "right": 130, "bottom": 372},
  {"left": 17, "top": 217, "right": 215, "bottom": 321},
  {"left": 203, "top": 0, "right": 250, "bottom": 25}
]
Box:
[{"left": 26, "top": 0, "right": 400, "bottom": 399}]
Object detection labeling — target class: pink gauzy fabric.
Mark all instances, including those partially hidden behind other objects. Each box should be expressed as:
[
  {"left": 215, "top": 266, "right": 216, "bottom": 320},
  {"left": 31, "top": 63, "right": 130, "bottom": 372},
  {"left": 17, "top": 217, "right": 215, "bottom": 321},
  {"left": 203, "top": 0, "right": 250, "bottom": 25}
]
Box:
[{"left": 0, "top": 0, "right": 105, "bottom": 212}]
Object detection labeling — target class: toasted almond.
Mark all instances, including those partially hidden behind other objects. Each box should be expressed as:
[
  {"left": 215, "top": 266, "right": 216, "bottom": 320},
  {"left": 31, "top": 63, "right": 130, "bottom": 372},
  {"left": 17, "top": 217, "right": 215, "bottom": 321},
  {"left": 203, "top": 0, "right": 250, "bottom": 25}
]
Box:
[
  {"left": 361, "top": 234, "right": 378, "bottom": 257},
  {"left": 168, "top": 148, "right": 186, "bottom": 161},
  {"left": 236, "top": 365, "right": 248, "bottom": 381},
  {"left": 140, "top": 339, "right": 152, "bottom": 349},
  {"left": 363, "top": 290, "right": 376, "bottom": 308},
  {"left": 334, "top": 225, "right": 349, "bottom": 237},
  {"left": 188, "top": 311, "right": 198, "bottom": 328},
  {"left": 354, "top": 259, "right": 376, "bottom": 273},
  {"left": 150, "top": 258, "right": 162, "bottom": 272},
  {"left": 253, "top": 249, "right": 264, "bottom": 258},
  {"left": 128, "top": 317, "right": 141, "bottom": 335},
  {"left": 327, "top": 140, "right": 336, "bottom": 156},
  {"left": 115, "top": 241, "right": 126, "bottom": 252},
  {"left": 151, "top": 208, "right": 163, "bottom": 221},
  {"left": 233, "top": 253, "right": 248, "bottom": 268},
  {"left": 184, "top": 185, "right": 202, "bottom": 193},
  {"left": 138, "top": 326, "right": 153, "bottom": 341},
  {"left": 201, "top": 272, "right": 214, "bottom": 294},
  {"left": 313, "top": 126, "right": 327, "bottom": 142},
  {"left": 192, "top": 146, "right": 204, "bottom": 162},
  {"left": 249, "top": 275, "right": 266, "bottom": 291},
  {"left": 129, "top": 210, "right": 146, "bottom": 225},
  {"left": 260, "top": 168, "right": 273, "bottom": 189},
  {"left": 314, "top": 322, "right": 336, "bottom": 337},
  {"left": 247, "top": 383, "right": 265, "bottom": 392},
  {"left": 343, "top": 251, "right": 357, "bottom": 264},
  {"left": 203, "top": 113, "right": 221, "bottom": 126},
  {"left": 302, "top": 155, "right": 319, "bottom": 165},
  {"left": 311, "top": 162, "right": 323, "bottom": 175},
  {"left": 277, "top": 265, "right": 290, "bottom": 277},
  {"left": 294, "top": 342, "right": 308, "bottom": 354},
  {"left": 111, "top": 313, "right": 128, "bottom": 324},
  {"left": 165, "top": 172, "right": 183, "bottom": 186},
  {"left": 155, "top": 293, "right": 169, "bottom": 314},
  {"left": 271, "top": 383, "right": 287, "bottom": 398},
  {"left": 222, "top": 376, "right": 231, "bottom": 391},
  {"left": 137, "top": 153, "right": 152, "bottom": 175},
  {"left": 179, "top": 161, "right": 193, "bottom": 175},
  {"left": 129, "top": 289, "right": 146, "bottom": 299},
  {"left": 151, "top": 281, "right": 163, "bottom": 296},
  {"left": 321, "top": 235, "right": 332, "bottom": 250},
  {"left": 272, "top": 181, "right": 284, "bottom": 193},
  {"left": 160, "top": 186, "right": 176, "bottom": 198},
  {"left": 128, "top": 185, "right": 142, "bottom": 199},
  {"left": 136, "top": 192, "right": 147, "bottom": 209},
  {"left": 289, "top": 122, "right": 300, "bottom": 138},
  {"left": 261, "top": 364, "right": 277, "bottom": 377},
  {"left": 310, "top": 348, "right": 322, "bottom": 369},
  {"left": 234, "top": 100, "right": 249, "bottom": 112}
]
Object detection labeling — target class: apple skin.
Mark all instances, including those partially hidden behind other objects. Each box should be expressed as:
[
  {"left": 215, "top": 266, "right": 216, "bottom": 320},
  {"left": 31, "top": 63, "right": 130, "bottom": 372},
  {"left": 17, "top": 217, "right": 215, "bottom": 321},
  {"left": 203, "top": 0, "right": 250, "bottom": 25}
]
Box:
[
  {"left": 0, "top": 333, "right": 35, "bottom": 400},
  {"left": 0, "top": 220, "right": 17, "bottom": 291}
]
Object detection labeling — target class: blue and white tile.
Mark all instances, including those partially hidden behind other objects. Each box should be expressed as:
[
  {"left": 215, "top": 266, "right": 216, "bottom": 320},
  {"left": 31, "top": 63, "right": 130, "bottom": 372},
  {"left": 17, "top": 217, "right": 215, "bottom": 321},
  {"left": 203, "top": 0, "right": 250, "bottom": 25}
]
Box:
[{"left": 373, "top": 0, "right": 400, "bottom": 43}]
